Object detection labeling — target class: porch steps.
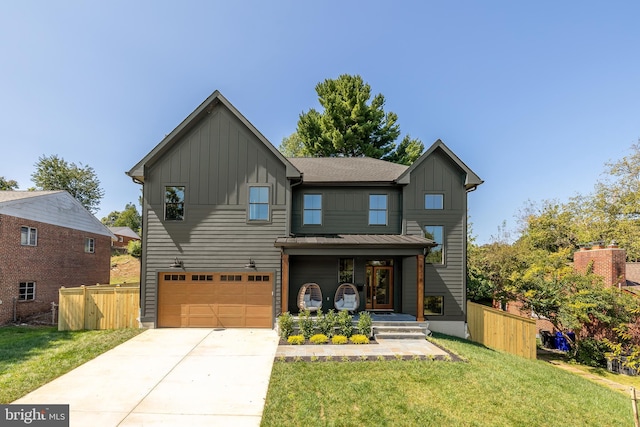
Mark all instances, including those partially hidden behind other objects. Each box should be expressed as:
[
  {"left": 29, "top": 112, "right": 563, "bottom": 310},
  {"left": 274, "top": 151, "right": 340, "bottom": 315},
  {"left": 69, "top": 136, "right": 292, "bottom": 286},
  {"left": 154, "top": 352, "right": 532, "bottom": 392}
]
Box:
[{"left": 372, "top": 321, "right": 431, "bottom": 340}]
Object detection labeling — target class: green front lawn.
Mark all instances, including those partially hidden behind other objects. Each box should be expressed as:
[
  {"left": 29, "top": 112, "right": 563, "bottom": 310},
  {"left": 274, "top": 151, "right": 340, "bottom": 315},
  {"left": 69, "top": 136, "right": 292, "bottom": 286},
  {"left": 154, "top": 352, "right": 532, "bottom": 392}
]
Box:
[
  {"left": 262, "top": 334, "right": 632, "bottom": 427},
  {"left": 0, "top": 326, "right": 143, "bottom": 403}
]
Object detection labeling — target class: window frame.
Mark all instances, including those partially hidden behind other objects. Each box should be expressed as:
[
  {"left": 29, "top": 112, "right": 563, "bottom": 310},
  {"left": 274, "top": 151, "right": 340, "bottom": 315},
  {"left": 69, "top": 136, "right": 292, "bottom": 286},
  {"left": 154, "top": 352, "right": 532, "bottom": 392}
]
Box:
[
  {"left": 164, "top": 185, "right": 186, "bottom": 221},
  {"left": 18, "top": 281, "right": 36, "bottom": 301},
  {"left": 368, "top": 194, "right": 388, "bottom": 226},
  {"left": 20, "top": 226, "right": 37, "bottom": 246},
  {"left": 85, "top": 237, "right": 95, "bottom": 253},
  {"left": 338, "top": 258, "right": 355, "bottom": 284},
  {"left": 425, "top": 193, "right": 444, "bottom": 210},
  {"left": 424, "top": 225, "right": 445, "bottom": 264},
  {"left": 303, "top": 193, "right": 323, "bottom": 225},
  {"left": 424, "top": 295, "right": 444, "bottom": 316},
  {"left": 248, "top": 185, "right": 271, "bottom": 222}
]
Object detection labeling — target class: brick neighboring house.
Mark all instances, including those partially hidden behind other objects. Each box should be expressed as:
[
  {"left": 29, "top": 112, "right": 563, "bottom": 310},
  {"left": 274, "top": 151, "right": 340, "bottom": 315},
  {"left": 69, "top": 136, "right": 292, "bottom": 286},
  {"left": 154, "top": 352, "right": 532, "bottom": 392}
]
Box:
[
  {"left": 109, "top": 227, "right": 140, "bottom": 252},
  {"left": 0, "top": 191, "right": 114, "bottom": 325},
  {"left": 503, "top": 241, "right": 633, "bottom": 335}
]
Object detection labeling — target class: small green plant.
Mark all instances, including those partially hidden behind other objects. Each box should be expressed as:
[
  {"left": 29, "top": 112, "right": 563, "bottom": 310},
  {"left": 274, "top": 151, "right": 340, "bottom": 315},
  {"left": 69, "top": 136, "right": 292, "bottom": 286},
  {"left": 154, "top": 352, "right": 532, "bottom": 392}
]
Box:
[
  {"left": 287, "top": 334, "right": 305, "bottom": 345},
  {"left": 310, "top": 334, "right": 329, "bottom": 344},
  {"left": 310, "top": 355, "right": 319, "bottom": 362},
  {"left": 331, "top": 335, "right": 348, "bottom": 345},
  {"left": 336, "top": 310, "right": 354, "bottom": 337},
  {"left": 127, "top": 239, "right": 142, "bottom": 258},
  {"left": 349, "top": 334, "right": 370, "bottom": 344},
  {"left": 316, "top": 309, "right": 337, "bottom": 337},
  {"left": 277, "top": 312, "right": 294, "bottom": 340},
  {"left": 356, "top": 311, "right": 372, "bottom": 337},
  {"left": 298, "top": 309, "right": 315, "bottom": 339}
]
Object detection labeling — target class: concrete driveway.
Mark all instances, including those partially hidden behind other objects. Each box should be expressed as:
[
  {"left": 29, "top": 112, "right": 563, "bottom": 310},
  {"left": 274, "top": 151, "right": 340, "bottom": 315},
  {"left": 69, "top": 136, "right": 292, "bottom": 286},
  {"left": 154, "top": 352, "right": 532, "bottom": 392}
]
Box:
[{"left": 13, "top": 328, "right": 279, "bottom": 427}]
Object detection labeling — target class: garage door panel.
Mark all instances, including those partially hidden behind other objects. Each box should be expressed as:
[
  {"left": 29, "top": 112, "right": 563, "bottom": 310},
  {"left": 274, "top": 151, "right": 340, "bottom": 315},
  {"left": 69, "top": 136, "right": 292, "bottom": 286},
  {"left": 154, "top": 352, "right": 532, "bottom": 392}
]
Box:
[{"left": 158, "top": 272, "right": 273, "bottom": 328}]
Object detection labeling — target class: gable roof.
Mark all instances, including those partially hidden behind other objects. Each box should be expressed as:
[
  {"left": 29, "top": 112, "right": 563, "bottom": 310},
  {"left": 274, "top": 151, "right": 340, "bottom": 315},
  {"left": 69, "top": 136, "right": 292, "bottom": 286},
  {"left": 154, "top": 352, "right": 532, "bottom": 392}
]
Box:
[
  {"left": 0, "top": 191, "right": 114, "bottom": 238},
  {"left": 396, "top": 139, "right": 483, "bottom": 190},
  {"left": 288, "top": 157, "right": 408, "bottom": 183},
  {"left": 108, "top": 226, "right": 140, "bottom": 239},
  {"left": 127, "top": 91, "right": 301, "bottom": 182}
]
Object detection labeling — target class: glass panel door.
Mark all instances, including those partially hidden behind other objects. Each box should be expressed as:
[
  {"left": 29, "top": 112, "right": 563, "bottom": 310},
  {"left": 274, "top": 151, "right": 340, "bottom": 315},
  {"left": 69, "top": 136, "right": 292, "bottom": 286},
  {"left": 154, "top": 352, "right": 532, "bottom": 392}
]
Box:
[{"left": 365, "top": 266, "right": 393, "bottom": 310}]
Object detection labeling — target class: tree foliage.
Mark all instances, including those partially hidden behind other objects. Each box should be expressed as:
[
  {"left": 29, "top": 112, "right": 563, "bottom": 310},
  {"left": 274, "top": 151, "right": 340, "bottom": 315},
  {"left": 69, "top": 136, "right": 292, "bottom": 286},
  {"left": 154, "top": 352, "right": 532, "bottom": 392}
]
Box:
[
  {"left": 31, "top": 155, "right": 104, "bottom": 214},
  {"left": 293, "top": 74, "right": 424, "bottom": 164},
  {"left": 101, "top": 202, "right": 141, "bottom": 233},
  {"left": 278, "top": 132, "right": 305, "bottom": 157},
  {"left": 0, "top": 177, "right": 19, "bottom": 190}
]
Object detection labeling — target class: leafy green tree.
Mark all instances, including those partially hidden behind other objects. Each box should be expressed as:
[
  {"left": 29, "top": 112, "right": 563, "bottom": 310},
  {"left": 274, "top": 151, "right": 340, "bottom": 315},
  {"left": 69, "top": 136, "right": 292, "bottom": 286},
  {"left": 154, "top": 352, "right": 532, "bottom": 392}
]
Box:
[
  {"left": 278, "top": 132, "right": 305, "bottom": 157},
  {"left": 295, "top": 74, "right": 424, "bottom": 163},
  {"left": 101, "top": 203, "right": 141, "bottom": 233},
  {"left": 0, "top": 177, "right": 19, "bottom": 190},
  {"left": 31, "top": 155, "right": 104, "bottom": 214},
  {"left": 383, "top": 135, "right": 424, "bottom": 165}
]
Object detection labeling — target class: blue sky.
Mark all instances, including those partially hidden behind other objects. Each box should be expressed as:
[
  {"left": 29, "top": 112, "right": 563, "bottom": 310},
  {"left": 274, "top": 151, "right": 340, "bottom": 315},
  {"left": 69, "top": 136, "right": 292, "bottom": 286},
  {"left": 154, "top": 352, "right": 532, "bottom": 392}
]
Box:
[{"left": 1, "top": 1, "right": 638, "bottom": 244}]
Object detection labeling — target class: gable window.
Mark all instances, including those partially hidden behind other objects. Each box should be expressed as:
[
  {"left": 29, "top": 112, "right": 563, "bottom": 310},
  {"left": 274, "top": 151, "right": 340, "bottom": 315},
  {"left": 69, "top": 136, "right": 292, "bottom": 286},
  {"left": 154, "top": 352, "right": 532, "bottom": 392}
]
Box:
[
  {"left": 21, "top": 226, "right": 37, "bottom": 246},
  {"left": 19, "top": 282, "right": 35, "bottom": 301},
  {"left": 369, "top": 194, "right": 388, "bottom": 225},
  {"left": 425, "top": 194, "right": 444, "bottom": 210},
  {"left": 339, "top": 258, "right": 354, "bottom": 284},
  {"left": 249, "top": 186, "right": 270, "bottom": 221},
  {"left": 85, "top": 238, "right": 95, "bottom": 253},
  {"left": 424, "top": 225, "right": 444, "bottom": 264},
  {"left": 165, "top": 186, "right": 185, "bottom": 221},
  {"left": 303, "top": 194, "right": 322, "bottom": 225}
]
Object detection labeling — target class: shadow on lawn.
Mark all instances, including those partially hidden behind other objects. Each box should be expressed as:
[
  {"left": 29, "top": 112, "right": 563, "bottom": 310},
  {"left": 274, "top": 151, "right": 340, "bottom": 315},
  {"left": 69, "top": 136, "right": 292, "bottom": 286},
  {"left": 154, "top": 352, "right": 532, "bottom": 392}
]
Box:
[{"left": 0, "top": 325, "right": 75, "bottom": 367}]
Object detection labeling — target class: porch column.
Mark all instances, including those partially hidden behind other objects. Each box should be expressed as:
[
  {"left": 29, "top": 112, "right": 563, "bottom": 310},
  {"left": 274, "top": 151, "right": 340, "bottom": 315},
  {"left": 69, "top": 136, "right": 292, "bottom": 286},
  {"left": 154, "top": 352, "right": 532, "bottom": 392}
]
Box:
[
  {"left": 417, "top": 254, "right": 425, "bottom": 321},
  {"left": 281, "top": 253, "right": 289, "bottom": 314}
]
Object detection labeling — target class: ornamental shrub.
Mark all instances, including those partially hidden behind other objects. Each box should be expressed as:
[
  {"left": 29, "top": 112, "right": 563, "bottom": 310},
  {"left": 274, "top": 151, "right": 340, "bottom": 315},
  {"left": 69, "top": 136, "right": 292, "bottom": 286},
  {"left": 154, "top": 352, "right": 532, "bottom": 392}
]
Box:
[
  {"left": 336, "top": 309, "right": 354, "bottom": 337},
  {"left": 287, "top": 335, "right": 305, "bottom": 345},
  {"left": 316, "top": 309, "right": 337, "bottom": 337},
  {"left": 349, "top": 334, "right": 370, "bottom": 344},
  {"left": 310, "top": 334, "right": 329, "bottom": 344},
  {"left": 357, "top": 311, "right": 372, "bottom": 337},
  {"left": 277, "top": 312, "right": 294, "bottom": 340},
  {"left": 298, "top": 309, "right": 315, "bottom": 339},
  {"left": 331, "top": 335, "right": 348, "bottom": 345}
]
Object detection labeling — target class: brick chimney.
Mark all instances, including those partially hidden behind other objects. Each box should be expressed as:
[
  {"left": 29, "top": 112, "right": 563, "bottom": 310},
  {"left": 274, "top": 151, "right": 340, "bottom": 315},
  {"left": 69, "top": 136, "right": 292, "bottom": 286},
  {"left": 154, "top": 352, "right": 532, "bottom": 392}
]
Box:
[{"left": 573, "top": 241, "right": 626, "bottom": 287}]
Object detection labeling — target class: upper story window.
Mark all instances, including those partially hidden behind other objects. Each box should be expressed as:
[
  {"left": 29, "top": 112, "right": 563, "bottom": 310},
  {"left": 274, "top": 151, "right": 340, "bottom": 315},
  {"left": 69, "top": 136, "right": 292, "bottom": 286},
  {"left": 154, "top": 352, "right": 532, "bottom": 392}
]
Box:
[
  {"left": 21, "top": 226, "right": 37, "bottom": 246},
  {"left": 165, "top": 186, "right": 185, "bottom": 221},
  {"left": 303, "top": 194, "right": 322, "bottom": 225},
  {"left": 369, "top": 194, "right": 388, "bottom": 225},
  {"left": 85, "top": 238, "right": 95, "bottom": 253},
  {"left": 249, "top": 186, "right": 270, "bottom": 221},
  {"left": 19, "top": 282, "right": 36, "bottom": 301},
  {"left": 424, "top": 225, "right": 444, "bottom": 264},
  {"left": 425, "top": 194, "right": 444, "bottom": 210}
]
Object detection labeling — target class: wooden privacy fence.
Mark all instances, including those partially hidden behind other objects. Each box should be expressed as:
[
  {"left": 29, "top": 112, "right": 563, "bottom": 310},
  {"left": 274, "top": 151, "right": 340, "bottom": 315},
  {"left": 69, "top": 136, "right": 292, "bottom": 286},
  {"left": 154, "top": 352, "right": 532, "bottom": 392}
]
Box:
[
  {"left": 58, "top": 284, "right": 140, "bottom": 331},
  {"left": 467, "top": 301, "right": 537, "bottom": 359}
]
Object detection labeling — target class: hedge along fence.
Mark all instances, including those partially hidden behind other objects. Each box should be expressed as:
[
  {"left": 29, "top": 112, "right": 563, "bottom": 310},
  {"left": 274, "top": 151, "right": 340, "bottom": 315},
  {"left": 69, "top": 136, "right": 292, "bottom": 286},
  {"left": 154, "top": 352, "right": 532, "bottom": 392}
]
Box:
[
  {"left": 58, "top": 284, "right": 140, "bottom": 331},
  {"left": 467, "top": 301, "right": 537, "bottom": 359}
]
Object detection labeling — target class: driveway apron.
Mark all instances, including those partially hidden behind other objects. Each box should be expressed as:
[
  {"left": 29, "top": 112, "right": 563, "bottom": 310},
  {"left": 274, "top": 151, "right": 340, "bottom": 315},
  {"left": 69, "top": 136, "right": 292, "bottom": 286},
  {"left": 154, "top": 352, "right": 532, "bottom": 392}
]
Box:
[{"left": 13, "top": 328, "right": 279, "bottom": 427}]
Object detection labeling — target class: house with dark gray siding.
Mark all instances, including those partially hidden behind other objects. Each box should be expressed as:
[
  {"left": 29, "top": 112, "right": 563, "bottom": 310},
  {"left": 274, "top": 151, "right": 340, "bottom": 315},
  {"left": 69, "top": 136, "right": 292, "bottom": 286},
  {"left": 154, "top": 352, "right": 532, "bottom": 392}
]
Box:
[{"left": 127, "top": 91, "right": 482, "bottom": 338}]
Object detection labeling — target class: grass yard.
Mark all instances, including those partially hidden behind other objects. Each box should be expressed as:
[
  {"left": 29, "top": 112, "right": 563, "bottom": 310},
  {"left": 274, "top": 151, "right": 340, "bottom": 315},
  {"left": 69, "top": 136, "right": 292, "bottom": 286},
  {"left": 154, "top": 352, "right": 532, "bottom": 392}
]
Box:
[
  {"left": 0, "top": 325, "right": 143, "bottom": 403},
  {"left": 262, "top": 334, "right": 633, "bottom": 427},
  {"left": 109, "top": 254, "right": 141, "bottom": 284}
]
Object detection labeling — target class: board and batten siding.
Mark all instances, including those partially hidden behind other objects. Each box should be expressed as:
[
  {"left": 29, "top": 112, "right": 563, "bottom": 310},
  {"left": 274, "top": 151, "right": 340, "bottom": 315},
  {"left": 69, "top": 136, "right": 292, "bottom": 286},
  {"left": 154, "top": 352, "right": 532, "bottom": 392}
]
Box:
[
  {"left": 403, "top": 149, "right": 468, "bottom": 322},
  {"left": 139, "top": 103, "right": 289, "bottom": 324},
  {"left": 291, "top": 186, "right": 402, "bottom": 235}
]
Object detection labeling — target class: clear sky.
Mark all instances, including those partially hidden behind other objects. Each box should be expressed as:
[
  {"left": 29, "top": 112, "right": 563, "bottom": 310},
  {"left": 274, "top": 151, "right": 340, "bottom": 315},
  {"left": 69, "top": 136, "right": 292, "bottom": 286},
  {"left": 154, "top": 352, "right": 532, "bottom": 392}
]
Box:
[{"left": 1, "top": 1, "right": 638, "bottom": 244}]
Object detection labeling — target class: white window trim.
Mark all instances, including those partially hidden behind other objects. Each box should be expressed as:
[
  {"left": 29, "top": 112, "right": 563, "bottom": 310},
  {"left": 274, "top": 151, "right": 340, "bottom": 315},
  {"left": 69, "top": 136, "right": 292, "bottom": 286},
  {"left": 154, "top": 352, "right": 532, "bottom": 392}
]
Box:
[
  {"left": 85, "top": 237, "right": 95, "bottom": 253},
  {"left": 19, "top": 281, "right": 36, "bottom": 301},
  {"left": 21, "top": 226, "right": 37, "bottom": 246}
]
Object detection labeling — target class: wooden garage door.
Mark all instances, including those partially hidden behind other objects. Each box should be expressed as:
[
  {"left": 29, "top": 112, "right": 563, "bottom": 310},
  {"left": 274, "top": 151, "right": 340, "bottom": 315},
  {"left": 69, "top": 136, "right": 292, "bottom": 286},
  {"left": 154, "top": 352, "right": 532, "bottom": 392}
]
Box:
[{"left": 157, "top": 272, "right": 273, "bottom": 328}]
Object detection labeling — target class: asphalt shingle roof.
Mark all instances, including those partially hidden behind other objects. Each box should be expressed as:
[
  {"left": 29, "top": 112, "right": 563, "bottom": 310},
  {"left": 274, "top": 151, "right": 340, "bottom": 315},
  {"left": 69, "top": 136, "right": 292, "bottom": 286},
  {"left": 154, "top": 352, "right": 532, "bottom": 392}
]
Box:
[{"left": 287, "top": 157, "right": 408, "bottom": 183}]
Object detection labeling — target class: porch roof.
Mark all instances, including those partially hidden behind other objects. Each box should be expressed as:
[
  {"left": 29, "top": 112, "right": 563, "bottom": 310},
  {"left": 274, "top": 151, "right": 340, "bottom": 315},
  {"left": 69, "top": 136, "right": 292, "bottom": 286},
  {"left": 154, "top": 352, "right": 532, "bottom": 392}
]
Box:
[{"left": 274, "top": 234, "right": 435, "bottom": 249}]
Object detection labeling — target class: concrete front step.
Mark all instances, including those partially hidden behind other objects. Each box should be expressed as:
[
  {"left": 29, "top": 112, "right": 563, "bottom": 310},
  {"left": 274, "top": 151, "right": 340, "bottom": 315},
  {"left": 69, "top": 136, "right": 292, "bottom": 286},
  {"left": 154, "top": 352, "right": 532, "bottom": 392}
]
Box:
[{"left": 372, "top": 321, "right": 431, "bottom": 340}]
